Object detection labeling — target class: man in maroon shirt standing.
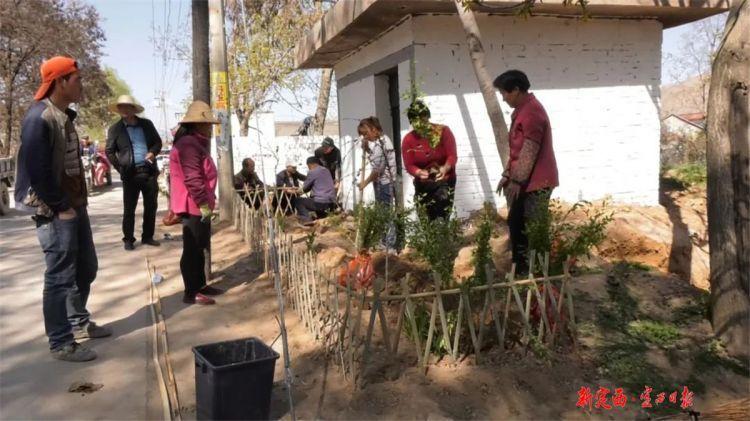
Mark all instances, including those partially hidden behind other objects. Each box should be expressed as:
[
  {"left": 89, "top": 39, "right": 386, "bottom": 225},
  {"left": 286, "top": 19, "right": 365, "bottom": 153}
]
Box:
[{"left": 494, "top": 70, "right": 559, "bottom": 275}]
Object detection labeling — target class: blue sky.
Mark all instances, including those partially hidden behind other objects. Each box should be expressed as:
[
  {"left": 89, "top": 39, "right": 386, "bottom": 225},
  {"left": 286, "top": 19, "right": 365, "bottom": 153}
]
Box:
[{"left": 90, "top": 0, "right": 717, "bottom": 137}]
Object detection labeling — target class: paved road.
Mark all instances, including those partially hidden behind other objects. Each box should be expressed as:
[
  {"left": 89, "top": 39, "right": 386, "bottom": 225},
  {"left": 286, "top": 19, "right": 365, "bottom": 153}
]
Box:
[{"left": 0, "top": 182, "right": 162, "bottom": 420}]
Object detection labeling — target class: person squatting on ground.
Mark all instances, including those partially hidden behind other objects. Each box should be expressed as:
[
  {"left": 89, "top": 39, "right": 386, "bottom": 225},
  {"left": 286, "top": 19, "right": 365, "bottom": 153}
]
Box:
[
  {"left": 296, "top": 156, "right": 337, "bottom": 224},
  {"left": 169, "top": 101, "right": 225, "bottom": 305},
  {"left": 402, "top": 100, "right": 458, "bottom": 220},
  {"left": 105, "top": 95, "right": 162, "bottom": 251},
  {"left": 494, "top": 70, "right": 559, "bottom": 275},
  {"left": 358, "top": 116, "right": 398, "bottom": 249},
  {"left": 234, "top": 157, "right": 265, "bottom": 209},
  {"left": 275, "top": 163, "right": 306, "bottom": 215},
  {"left": 15, "top": 56, "right": 112, "bottom": 362}
]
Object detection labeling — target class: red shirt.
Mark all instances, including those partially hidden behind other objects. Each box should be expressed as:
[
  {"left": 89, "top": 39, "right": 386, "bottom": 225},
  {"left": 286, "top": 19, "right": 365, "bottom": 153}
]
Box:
[
  {"left": 402, "top": 125, "right": 458, "bottom": 181},
  {"left": 509, "top": 93, "right": 559, "bottom": 192}
]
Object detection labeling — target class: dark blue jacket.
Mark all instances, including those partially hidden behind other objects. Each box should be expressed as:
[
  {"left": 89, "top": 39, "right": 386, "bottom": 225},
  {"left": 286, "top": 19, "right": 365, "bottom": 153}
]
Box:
[{"left": 15, "top": 100, "right": 79, "bottom": 214}]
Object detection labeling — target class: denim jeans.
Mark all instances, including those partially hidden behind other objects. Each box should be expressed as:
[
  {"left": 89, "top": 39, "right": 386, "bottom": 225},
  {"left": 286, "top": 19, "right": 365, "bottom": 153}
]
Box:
[
  {"left": 373, "top": 182, "right": 397, "bottom": 249},
  {"left": 35, "top": 207, "right": 98, "bottom": 350}
]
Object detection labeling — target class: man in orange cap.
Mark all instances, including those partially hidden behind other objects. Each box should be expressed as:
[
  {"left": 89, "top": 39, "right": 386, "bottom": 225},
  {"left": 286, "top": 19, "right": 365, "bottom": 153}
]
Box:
[{"left": 15, "top": 56, "right": 111, "bottom": 362}]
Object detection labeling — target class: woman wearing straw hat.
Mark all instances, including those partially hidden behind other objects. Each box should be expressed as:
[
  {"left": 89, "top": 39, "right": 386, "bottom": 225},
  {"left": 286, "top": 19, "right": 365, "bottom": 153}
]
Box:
[
  {"left": 105, "top": 94, "right": 162, "bottom": 251},
  {"left": 169, "top": 101, "right": 224, "bottom": 305}
]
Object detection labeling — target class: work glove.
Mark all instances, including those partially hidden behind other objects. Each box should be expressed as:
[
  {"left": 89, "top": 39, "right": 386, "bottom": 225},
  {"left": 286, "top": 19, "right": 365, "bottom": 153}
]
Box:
[{"left": 199, "top": 204, "right": 213, "bottom": 223}]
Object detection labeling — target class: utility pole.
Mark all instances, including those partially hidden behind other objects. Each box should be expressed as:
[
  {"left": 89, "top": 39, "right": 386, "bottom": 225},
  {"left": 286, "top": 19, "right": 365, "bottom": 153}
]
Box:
[
  {"left": 193, "top": 0, "right": 212, "bottom": 280},
  {"left": 192, "top": 0, "right": 210, "bottom": 102},
  {"left": 209, "top": 0, "right": 234, "bottom": 222}
]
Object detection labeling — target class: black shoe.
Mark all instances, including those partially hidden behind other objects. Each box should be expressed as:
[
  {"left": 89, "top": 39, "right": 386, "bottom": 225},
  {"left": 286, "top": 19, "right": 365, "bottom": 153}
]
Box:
[
  {"left": 124, "top": 241, "right": 135, "bottom": 251},
  {"left": 200, "top": 285, "right": 225, "bottom": 296},
  {"left": 141, "top": 238, "right": 161, "bottom": 247}
]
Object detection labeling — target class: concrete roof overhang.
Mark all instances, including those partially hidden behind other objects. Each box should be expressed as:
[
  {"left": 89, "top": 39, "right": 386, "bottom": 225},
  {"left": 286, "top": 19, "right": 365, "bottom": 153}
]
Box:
[{"left": 295, "top": 0, "right": 729, "bottom": 69}]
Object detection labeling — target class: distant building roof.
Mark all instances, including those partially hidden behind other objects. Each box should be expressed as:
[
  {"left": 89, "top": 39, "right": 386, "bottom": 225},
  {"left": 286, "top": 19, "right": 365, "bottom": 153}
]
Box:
[
  {"left": 295, "top": 0, "right": 729, "bottom": 69},
  {"left": 663, "top": 113, "right": 705, "bottom": 130},
  {"left": 679, "top": 112, "right": 706, "bottom": 123}
]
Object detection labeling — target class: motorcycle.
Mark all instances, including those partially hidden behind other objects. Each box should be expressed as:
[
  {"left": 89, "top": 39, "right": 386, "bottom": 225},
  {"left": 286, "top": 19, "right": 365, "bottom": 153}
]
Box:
[
  {"left": 82, "top": 155, "right": 93, "bottom": 191},
  {"left": 91, "top": 151, "right": 112, "bottom": 187}
]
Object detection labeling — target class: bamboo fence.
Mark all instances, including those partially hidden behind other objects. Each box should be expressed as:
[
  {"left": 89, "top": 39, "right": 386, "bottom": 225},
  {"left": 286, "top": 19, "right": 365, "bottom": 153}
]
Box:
[{"left": 232, "top": 194, "right": 578, "bottom": 387}]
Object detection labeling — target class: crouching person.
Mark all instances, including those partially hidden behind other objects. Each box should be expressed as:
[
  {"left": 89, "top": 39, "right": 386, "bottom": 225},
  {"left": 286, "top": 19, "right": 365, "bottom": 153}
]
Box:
[
  {"left": 296, "top": 156, "right": 336, "bottom": 224},
  {"left": 15, "top": 56, "right": 111, "bottom": 362}
]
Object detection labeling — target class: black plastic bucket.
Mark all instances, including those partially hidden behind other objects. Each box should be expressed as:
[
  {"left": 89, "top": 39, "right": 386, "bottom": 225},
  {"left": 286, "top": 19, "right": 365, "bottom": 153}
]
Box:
[{"left": 193, "top": 337, "right": 280, "bottom": 420}]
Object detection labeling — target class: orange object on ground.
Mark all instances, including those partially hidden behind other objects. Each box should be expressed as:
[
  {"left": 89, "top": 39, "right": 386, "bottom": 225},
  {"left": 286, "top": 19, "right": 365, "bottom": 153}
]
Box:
[{"left": 338, "top": 252, "right": 374, "bottom": 289}]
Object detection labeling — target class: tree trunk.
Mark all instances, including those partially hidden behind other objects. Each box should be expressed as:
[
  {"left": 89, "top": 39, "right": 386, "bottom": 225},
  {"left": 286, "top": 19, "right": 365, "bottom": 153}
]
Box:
[
  {"left": 2, "top": 102, "right": 11, "bottom": 158},
  {"left": 239, "top": 105, "right": 255, "bottom": 137},
  {"left": 312, "top": 68, "right": 333, "bottom": 136},
  {"left": 454, "top": 0, "right": 509, "bottom": 167},
  {"left": 706, "top": 0, "right": 749, "bottom": 359},
  {"left": 2, "top": 63, "right": 14, "bottom": 157}
]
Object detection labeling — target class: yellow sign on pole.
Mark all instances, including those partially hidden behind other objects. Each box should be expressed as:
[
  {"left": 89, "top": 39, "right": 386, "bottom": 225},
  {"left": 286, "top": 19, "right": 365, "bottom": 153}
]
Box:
[{"left": 211, "top": 71, "right": 228, "bottom": 111}]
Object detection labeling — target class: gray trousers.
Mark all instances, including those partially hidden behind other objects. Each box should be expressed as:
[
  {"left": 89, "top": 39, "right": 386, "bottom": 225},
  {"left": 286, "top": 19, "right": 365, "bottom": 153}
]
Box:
[{"left": 35, "top": 207, "right": 98, "bottom": 350}]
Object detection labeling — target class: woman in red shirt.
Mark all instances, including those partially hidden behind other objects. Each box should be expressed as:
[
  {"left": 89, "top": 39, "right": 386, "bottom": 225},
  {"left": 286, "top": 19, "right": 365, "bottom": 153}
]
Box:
[{"left": 401, "top": 100, "right": 458, "bottom": 220}]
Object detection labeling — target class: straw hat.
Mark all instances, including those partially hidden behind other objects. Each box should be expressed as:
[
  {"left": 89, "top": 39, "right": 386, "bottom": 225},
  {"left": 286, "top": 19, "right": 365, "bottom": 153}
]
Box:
[
  {"left": 179, "top": 101, "right": 220, "bottom": 124},
  {"left": 109, "top": 95, "right": 145, "bottom": 114}
]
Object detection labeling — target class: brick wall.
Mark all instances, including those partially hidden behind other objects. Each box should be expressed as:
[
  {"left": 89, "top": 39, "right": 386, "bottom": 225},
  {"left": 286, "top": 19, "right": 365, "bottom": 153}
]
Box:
[{"left": 334, "top": 14, "right": 663, "bottom": 216}]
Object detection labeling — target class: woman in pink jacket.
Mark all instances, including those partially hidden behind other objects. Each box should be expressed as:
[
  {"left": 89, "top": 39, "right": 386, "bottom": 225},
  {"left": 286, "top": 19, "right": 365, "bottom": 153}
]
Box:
[{"left": 169, "top": 101, "right": 223, "bottom": 305}]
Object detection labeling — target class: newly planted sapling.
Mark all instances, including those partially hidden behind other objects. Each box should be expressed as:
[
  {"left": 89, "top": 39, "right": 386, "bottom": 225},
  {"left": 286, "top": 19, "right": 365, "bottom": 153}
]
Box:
[{"left": 406, "top": 203, "right": 461, "bottom": 286}]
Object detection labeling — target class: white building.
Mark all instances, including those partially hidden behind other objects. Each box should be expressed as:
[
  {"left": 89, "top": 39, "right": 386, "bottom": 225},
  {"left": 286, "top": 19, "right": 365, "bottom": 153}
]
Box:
[
  {"left": 294, "top": 0, "right": 725, "bottom": 216},
  {"left": 662, "top": 113, "right": 706, "bottom": 137}
]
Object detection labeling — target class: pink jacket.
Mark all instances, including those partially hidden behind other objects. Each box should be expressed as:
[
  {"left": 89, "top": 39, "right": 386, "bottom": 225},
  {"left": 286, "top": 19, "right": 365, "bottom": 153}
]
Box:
[{"left": 169, "top": 133, "right": 217, "bottom": 216}]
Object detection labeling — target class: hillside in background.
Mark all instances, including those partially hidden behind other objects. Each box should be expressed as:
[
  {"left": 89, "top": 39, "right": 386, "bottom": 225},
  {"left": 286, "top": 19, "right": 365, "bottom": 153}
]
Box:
[{"left": 661, "top": 76, "right": 709, "bottom": 118}]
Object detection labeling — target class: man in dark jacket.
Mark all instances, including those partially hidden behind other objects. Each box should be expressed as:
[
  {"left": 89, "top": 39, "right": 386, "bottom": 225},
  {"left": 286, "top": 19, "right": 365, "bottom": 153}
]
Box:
[
  {"left": 234, "top": 158, "right": 265, "bottom": 209},
  {"left": 275, "top": 162, "right": 306, "bottom": 214},
  {"left": 314, "top": 137, "right": 341, "bottom": 185},
  {"left": 15, "top": 56, "right": 110, "bottom": 362},
  {"left": 106, "top": 95, "right": 162, "bottom": 250}
]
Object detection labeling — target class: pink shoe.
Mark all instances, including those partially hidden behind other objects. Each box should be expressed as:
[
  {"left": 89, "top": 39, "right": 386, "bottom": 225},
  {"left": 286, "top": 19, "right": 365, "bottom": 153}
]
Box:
[{"left": 183, "top": 293, "right": 216, "bottom": 305}]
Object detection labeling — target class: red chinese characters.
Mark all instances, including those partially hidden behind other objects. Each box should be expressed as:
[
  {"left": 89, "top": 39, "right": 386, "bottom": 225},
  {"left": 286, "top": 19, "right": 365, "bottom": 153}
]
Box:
[
  {"left": 640, "top": 386, "right": 653, "bottom": 408},
  {"left": 578, "top": 385, "right": 695, "bottom": 411},
  {"left": 576, "top": 386, "right": 593, "bottom": 410},
  {"left": 681, "top": 386, "right": 694, "bottom": 409},
  {"left": 612, "top": 388, "right": 628, "bottom": 408},
  {"left": 595, "top": 387, "right": 612, "bottom": 410}
]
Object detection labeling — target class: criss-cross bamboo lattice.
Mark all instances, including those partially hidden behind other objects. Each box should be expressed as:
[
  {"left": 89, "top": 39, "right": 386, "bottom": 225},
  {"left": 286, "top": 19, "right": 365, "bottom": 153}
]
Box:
[{"left": 233, "top": 194, "right": 578, "bottom": 387}]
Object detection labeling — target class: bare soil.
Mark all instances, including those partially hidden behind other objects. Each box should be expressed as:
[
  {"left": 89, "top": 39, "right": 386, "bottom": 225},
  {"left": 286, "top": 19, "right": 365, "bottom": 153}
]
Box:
[{"left": 157, "top": 185, "right": 747, "bottom": 420}]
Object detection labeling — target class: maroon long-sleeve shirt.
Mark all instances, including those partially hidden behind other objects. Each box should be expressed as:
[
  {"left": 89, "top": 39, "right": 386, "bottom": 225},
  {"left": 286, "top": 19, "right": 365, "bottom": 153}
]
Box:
[{"left": 401, "top": 125, "right": 458, "bottom": 181}]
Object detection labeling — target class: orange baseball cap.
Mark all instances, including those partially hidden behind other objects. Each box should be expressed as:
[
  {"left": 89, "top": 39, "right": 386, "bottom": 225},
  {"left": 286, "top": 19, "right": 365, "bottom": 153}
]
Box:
[{"left": 34, "top": 56, "right": 78, "bottom": 101}]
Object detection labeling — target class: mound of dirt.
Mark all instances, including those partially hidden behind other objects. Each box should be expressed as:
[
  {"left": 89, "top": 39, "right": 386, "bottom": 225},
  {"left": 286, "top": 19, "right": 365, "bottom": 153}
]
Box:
[{"left": 593, "top": 186, "right": 709, "bottom": 289}]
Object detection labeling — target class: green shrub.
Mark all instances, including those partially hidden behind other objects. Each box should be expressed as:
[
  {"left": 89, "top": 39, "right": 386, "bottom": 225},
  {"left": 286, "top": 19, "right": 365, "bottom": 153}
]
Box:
[
  {"left": 355, "top": 202, "right": 393, "bottom": 251},
  {"left": 663, "top": 163, "right": 707, "bottom": 189},
  {"left": 406, "top": 204, "right": 461, "bottom": 286},
  {"left": 466, "top": 204, "right": 495, "bottom": 288},
  {"left": 525, "top": 196, "right": 613, "bottom": 274}
]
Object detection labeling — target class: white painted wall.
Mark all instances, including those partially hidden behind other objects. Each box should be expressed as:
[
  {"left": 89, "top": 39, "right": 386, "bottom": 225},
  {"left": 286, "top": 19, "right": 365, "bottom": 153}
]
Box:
[
  {"left": 337, "top": 75, "right": 378, "bottom": 208},
  {"left": 335, "top": 17, "right": 413, "bottom": 78},
  {"left": 413, "top": 15, "right": 662, "bottom": 214},
  {"left": 231, "top": 135, "right": 338, "bottom": 188},
  {"left": 332, "top": 14, "right": 663, "bottom": 216}
]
